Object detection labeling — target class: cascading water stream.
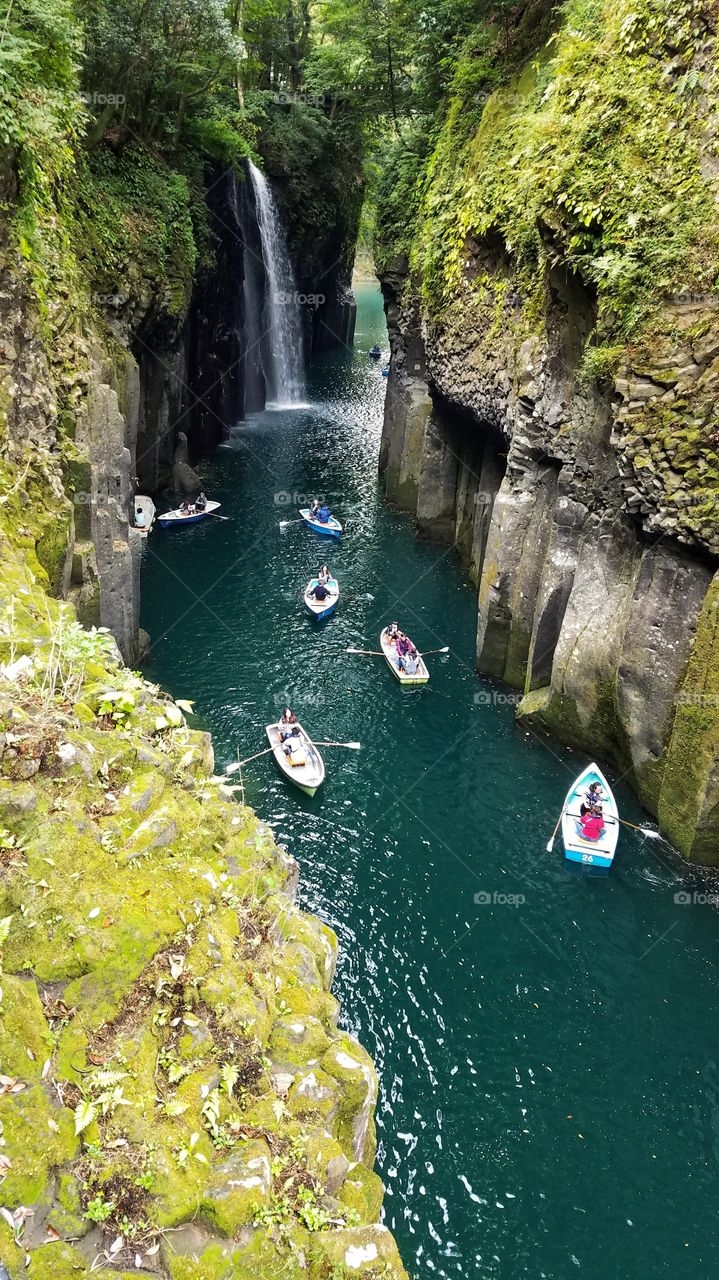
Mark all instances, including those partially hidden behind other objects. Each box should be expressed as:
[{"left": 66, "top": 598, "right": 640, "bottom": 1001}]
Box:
[{"left": 247, "top": 160, "right": 305, "bottom": 407}]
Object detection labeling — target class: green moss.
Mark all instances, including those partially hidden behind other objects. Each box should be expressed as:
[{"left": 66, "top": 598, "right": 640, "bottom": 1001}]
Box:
[
  {"left": 0, "top": 976, "right": 54, "bottom": 1080},
  {"left": 337, "top": 1163, "right": 384, "bottom": 1224},
  {"left": 0, "top": 1085, "right": 77, "bottom": 1208},
  {"left": 165, "top": 1243, "right": 234, "bottom": 1280},
  {"left": 659, "top": 573, "right": 719, "bottom": 861}
]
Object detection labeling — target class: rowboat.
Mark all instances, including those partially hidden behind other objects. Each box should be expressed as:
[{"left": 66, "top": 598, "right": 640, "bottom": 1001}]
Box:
[
  {"left": 265, "top": 722, "right": 325, "bottom": 797},
  {"left": 304, "top": 577, "right": 339, "bottom": 621},
  {"left": 379, "top": 627, "right": 430, "bottom": 686},
  {"left": 561, "top": 762, "right": 619, "bottom": 870},
  {"left": 299, "top": 508, "right": 343, "bottom": 539},
  {"left": 133, "top": 495, "right": 155, "bottom": 537},
  {"left": 158, "top": 500, "right": 221, "bottom": 528}
]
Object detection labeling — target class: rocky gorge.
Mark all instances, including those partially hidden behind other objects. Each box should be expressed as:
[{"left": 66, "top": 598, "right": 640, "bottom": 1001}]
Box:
[{"left": 376, "top": 0, "right": 719, "bottom": 864}]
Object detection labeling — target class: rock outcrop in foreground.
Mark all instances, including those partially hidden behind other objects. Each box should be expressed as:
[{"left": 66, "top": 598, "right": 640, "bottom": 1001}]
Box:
[
  {"left": 0, "top": 529, "right": 406, "bottom": 1280},
  {"left": 377, "top": 0, "right": 719, "bottom": 862}
]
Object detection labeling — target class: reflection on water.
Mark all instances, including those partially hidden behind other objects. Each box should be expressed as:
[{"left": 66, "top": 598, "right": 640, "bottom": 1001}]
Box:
[{"left": 142, "top": 282, "right": 719, "bottom": 1280}]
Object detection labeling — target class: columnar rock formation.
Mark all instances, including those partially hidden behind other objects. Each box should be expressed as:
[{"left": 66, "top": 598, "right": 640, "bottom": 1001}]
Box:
[{"left": 379, "top": 256, "right": 719, "bottom": 863}]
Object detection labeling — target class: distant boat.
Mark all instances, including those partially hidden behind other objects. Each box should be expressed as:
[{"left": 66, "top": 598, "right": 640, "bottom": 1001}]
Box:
[
  {"left": 379, "top": 627, "right": 430, "bottom": 686},
  {"left": 265, "top": 721, "right": 325, "bottom": 797},
  {"left": 561, "top": 762, "right": 619, "bottom": 869},
  {"left": 381, "top": 366, "right": 389, "bottom": 378},
  {"left": 304, "top": 577, "right": 339, "bottom": 620},
  {"left": 158, "top": 500, "right": 221, "bottom": 528},
  {"left": 369, "top": 345, "right": 381, "bottom": 359},
  {"left": 299, "top": 508, "right": 343, "bottom": 539},
  {"left": 133, "top": 495, "right": 155, "bottom": 537}
]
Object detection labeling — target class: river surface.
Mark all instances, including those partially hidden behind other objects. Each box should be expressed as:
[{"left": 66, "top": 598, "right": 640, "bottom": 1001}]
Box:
[{"left": 142, "top": 283, "right": 719, "bottom": 1280}]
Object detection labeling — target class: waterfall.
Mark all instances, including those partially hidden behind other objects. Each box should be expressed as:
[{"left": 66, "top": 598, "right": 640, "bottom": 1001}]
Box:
[
  {"left": 247, "top": 160, "right": 305, "bottom": 407},
  {"left": 229, "top": 171, "right": 265, "bottom": 415}
]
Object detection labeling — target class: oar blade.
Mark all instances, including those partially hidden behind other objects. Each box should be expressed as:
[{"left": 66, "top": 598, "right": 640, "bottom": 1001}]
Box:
[
  {"left": 545, "top": 837, "right": 555, "bottom": 853},
  {"left": 225, "top": 762, "right": 241, "bottom": 775}
]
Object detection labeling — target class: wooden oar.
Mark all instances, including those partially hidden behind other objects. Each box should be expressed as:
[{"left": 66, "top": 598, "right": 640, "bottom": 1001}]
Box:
[
  {"left": 226, "top": 748, "right": 274, "bottom": 771},
  {"left": 279, "top": 518, "right": 304, "bottom": 528},
  {"left": 206, "top": 510, "right": 230, "bottom": 521},
  {"left": 546, "top": 812, "right": 562, "bottom": 853},
  {"left": 345, "top": 645, "right": 448, "bottom": 657},
  {"left": 566, "top": 810, "right": 660, "bottom": 838},
  {"left": 226, "top": 740, "right": 361, "bottom": 772}
]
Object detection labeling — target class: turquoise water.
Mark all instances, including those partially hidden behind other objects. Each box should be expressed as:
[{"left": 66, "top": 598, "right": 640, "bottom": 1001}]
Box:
[{"left": 142, "top": 283, "right": 719, "bottom": 1280}]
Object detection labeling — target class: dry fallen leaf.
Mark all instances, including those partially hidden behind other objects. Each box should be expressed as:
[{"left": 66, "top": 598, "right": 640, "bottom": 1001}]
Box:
[
  {"left": 109, "top": 1234, "right": 124, "bottom": 1255},
  {"left": 101, "top": 917, "right": 115, "bottom": 928},
  {"left": 41, "top": 1059, "right": 51, "bottom": 1080},
  {"left": 44, "top": 1224, "right": 61, "bottom": 1242},
  {"left": 87, "top": 908, "right": 100, "bottom": 920}
]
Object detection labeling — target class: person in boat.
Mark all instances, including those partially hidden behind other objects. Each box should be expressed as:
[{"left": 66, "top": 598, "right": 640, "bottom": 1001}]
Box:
[
  {"left": 317, "top": 503, "right": 331, "bottom": 524},
  {"left": 580, "top": 781, "right": 605, "bottom": 816},
  {"left": 318, "top": 564, "right": 331, "bottom": 585},
  {"left": 282, "top": 727, "right": 304, "bottom": 761},
  {"left": 369, "top": 345, "right": 381, "bottom": 358},
  {"left": 180, "top": 496, "right": 191, "bottom": 515},
  {"left": 577, "top": 806, "right": 605, "bottom": 842},
  {"left": 195, "top": 490, "right": 207, "bottom": 511},
  {"left": 278, "top": 707, "right": 298, "bottom": 741},
  {"left": 387, "top": 621, "right": 399, "bottom": 643},
  {"left": 309, "top": 498, "right": 321, "bottom": 517},
  {"left": 395, "top": 632, "right": 411, "bottom": 661},
  {"left": 309, "top": 579, "right": 331, "bottom": 602},
  {"left": 400, "top": 645, "right": 419, "bottom": 676},
  {"left": 134, "top": 506, "right": 146, "bottom": 529}
]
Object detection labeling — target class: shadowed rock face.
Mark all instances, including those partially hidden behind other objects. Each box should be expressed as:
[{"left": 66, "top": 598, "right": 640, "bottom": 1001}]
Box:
[{"left": 379, "top": 256, "right": 719, "bottom": 863}]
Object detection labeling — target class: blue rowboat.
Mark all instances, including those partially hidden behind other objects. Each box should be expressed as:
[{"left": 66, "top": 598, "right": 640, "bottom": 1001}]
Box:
[
  {"left": 304, "top": 577, "right": 339, "bottom": 620},
  {"left": 299, "top": 508, "right": 343, "bottom": 539},
  {"left": 158, "top": 500, "right": 221, "bottom": 528},
  {"left": 561, "top": 762, "right": 619, "bottom": 870}
]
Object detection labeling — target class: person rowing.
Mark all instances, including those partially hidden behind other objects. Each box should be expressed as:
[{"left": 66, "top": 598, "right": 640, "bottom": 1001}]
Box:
[
  {"left": 309, "top": 579, "right": 331, "bottom": 602},
  {"left": 282, "top": 726, "right": 304, "bottom": 761},
  {"left": 395, "top": 632, "right": 411, "bottom": 661},
  {"left": 400, "top": 645, "right": 419, "bottom": 676},
  {"left": 195, "top": 490, "right": 207, "bottom": 511},
  {"left": 317, "top": 503, "right": 331, "bottom": 524},
  {"left": 580, "top": 780, "right": 605, "bottom": 816}
]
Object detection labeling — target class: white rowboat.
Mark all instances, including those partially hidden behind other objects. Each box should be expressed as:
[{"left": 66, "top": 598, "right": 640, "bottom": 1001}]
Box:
[
  {"left": 561, "top": 762, "right": 619, "bottom": 870},
  {"left": 379, "top": 628, "right": 430, "bottom": 686},
  {"left": 265, "top": 722, "right": 325, "bottom": 797}
]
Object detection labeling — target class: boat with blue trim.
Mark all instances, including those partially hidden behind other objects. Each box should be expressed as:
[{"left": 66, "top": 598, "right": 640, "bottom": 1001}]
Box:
[
  {"left": 561, "top": 762, "right": 619, "bottom": 869},
  {"left": 158, "top": 499, "right": 221, "bottom": 528},
  {"left": 299, "top": 507, "right": 343, "bottom": 539},
  {"left": 304, "top": 577, "right": 339, "bottom": 620}
]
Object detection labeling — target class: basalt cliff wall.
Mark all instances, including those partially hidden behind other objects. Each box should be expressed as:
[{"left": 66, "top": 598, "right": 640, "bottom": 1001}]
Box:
[{"left": 377, "top": 0, "right": 719, "bottom": 863}]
